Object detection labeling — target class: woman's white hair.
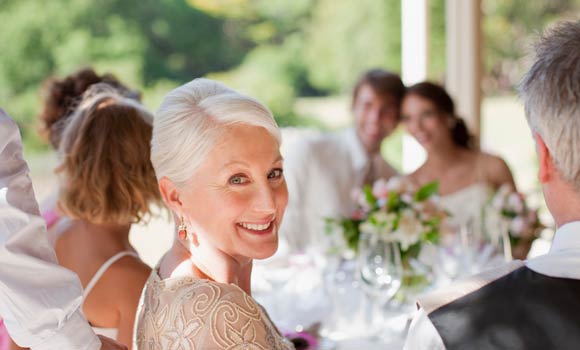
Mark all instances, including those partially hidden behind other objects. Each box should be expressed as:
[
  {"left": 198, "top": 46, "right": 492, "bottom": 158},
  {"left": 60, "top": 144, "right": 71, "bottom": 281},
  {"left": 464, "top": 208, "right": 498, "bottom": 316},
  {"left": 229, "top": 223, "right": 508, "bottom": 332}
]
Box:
[
  {"left": 519, "top": 20, "right": 580, "bottom": 189},
  {"left": 151, "top": 78, "right": 280, "bottom": 186}
]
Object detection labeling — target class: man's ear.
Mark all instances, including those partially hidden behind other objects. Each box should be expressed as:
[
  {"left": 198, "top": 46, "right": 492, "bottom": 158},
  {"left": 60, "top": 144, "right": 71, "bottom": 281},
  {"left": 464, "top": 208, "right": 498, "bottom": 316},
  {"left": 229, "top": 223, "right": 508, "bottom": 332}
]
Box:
[
  {"left": 159, "top": 176, "right": 183, "bottom": 212},
  {"left": 535, "top": 133, "right": 553, "bottom": 184}
]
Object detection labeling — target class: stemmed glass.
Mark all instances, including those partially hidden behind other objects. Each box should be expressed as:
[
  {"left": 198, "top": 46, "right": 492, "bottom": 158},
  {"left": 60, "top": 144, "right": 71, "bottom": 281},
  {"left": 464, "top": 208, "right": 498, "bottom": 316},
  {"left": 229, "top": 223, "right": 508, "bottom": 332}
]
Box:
[{"left": 357, "top": 231, "right": 403, "bottom": 337}]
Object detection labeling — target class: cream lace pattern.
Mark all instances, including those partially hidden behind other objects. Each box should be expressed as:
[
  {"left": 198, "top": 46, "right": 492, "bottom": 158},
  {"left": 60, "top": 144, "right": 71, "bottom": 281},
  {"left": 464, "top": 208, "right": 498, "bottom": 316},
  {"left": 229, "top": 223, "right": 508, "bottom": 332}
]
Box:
[{"left": 135, "top": 269, "right": 295, "bottom": 350}]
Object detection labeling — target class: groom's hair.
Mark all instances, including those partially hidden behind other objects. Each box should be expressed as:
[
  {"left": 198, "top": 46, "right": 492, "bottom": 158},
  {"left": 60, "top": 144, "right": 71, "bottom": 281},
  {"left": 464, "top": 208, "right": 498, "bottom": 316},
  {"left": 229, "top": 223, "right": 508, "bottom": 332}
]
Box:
[
  {"left": 352, "top": 69, "right": 406, "bottom": 116},
  {"left": 519, "top": 20, "right": 580, "bottom": 190}
]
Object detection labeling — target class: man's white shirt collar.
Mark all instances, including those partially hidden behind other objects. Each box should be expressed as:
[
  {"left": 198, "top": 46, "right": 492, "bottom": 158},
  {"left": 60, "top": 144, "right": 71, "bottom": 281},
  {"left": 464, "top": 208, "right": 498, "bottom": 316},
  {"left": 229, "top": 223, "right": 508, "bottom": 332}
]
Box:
[
  {"left": 344, "top": 127, "right": 371, "bottom": 171},
  {"left": 526, "top": 220, "right": 580, "bottom": 280}
]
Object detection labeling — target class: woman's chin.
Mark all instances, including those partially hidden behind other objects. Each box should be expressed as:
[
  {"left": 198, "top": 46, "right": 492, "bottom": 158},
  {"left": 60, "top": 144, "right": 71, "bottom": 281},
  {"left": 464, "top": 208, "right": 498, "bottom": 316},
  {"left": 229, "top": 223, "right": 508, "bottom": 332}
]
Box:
[{"left": 250, "top": 242, "right": 278, "bottom": 260}]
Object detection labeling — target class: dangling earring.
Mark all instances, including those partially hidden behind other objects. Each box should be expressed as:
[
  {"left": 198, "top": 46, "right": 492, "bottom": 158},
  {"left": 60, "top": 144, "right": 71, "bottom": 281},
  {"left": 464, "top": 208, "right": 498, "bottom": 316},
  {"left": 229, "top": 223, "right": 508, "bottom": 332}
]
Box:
[{"left": 178, "top": 215, "right": 188, "bottom": 240}]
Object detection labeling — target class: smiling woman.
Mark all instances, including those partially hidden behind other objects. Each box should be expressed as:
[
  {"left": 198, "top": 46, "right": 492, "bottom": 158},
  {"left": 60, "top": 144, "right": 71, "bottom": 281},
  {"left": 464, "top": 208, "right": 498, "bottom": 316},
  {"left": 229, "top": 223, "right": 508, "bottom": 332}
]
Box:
[{"left": 135, "top": 78, "right": 294, "bottom": 350}]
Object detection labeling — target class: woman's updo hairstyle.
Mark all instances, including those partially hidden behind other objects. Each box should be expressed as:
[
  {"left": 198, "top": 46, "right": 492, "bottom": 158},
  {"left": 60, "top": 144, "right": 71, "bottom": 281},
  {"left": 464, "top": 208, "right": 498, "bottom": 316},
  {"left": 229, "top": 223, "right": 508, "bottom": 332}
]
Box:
[
  {"left": 39, "top": 67, "right": 140, "bottom": 149},
  {"left": 57, "top": 84, "right": 161, "bottom": 224},
  {"left": 151, "top": 78, "right": 280, "bottom": 187},
  {"left": 406, "top": 82, "right": 474, "bottom": 149}
]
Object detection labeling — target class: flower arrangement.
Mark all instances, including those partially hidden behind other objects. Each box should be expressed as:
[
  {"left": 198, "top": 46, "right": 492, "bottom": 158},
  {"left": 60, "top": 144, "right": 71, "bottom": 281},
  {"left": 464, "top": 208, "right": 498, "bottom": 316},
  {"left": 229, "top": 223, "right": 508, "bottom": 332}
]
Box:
[
  {"left": 326, "top": 177, "right": 448, "bottom": 259},
  {"left": 486, "top": 184, "right": 544, "bottom": 256}
]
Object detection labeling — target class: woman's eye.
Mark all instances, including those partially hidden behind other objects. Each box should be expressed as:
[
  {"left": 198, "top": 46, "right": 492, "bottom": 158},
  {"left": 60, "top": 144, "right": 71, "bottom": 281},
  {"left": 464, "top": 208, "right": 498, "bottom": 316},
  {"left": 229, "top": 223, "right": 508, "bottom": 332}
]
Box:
[
  {"left": 268, "top": 168, "right": 283, "bottom": 179},
  {"left": 229, "top": 175, "right": 249, "bottom": 185},
  {"left": 422, "top": 110, "right": 436, "bottom": 118}
]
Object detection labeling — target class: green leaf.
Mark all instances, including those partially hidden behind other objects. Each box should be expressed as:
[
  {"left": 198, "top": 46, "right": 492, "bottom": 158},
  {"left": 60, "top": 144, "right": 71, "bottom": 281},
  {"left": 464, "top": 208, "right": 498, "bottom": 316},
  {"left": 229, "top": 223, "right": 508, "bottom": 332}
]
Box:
[
  {"left": 414, "top": 181, "right": 439, "bottom": 202},
  {"left": 363, "top": 184, "right": 377, "bottom": 208},
  {"left": 386, "top": 191, "right": 400, "bottom": 211}
]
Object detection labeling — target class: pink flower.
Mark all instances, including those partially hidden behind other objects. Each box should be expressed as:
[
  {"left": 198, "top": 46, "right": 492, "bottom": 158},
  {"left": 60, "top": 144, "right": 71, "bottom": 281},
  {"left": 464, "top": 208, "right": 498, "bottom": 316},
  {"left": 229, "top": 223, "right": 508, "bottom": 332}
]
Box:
[
  {"left": 372, "top": 178, "right": 391, "bottom": 199},
  {"left": 351, "top": 188, "right": 369, "bottom": 211},
  {"left": 351, "top": 209, "right": 367, "bottom": 220}
]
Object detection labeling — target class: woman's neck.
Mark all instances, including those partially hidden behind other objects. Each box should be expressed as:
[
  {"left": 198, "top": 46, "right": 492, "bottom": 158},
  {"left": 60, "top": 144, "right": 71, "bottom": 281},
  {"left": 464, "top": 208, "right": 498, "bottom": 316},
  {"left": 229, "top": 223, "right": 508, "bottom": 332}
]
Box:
[
  {"left": 165, "top": 240, "right": 254, "bottom": 295},
  {"left": 78, "top": 221, "right": 133, "bottom": 250},
  {"left": 426, "top": 143, "right": 466, "bottom": 171}
]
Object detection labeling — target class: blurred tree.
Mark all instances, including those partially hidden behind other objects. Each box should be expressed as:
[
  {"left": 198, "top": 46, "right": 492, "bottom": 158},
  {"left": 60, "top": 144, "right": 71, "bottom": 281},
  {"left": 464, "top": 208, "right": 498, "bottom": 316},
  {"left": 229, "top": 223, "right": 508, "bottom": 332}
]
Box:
[
  {"left": 482, "top": 0, "right": 580, "bottom": 94},
  {"left": 3, "top": 0, "right": 578, "bottom": 152},
  {"left": 0, "top": 0, "right": 251, "bottom": 151},
  {"left": 428, "top": 0, "right": 446, "bottom": 83},
  {"left": 302, "top": 0, "right": 401, "bottom": 93}
]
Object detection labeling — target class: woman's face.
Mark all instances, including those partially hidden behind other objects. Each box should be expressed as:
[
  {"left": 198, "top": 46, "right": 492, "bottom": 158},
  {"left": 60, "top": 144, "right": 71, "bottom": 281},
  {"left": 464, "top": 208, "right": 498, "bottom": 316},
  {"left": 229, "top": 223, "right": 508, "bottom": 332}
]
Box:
[
  {"left": 401, "top": 94, "right": 451, "bottom": 152},
  {"left": 180, "top": 124, "right": 288, "bottom": 261}
]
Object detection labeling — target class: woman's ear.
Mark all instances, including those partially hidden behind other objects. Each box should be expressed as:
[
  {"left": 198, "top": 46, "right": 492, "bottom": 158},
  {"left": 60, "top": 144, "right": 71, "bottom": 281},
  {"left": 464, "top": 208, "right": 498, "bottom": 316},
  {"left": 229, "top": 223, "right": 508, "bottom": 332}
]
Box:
[
  {"left": 535, "top": 133, "right": 553, "bottom": 184},
  {"left": 159, "top": 176, "right": 183, "bottom": 212}
]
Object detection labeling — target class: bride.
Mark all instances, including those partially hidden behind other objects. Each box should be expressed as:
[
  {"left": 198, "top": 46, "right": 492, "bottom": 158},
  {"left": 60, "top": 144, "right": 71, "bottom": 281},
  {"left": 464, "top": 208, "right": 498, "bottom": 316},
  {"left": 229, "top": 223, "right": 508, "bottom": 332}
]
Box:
[
  {"left": 134, "top": 78, "right": 294, "bottom": 349},
  {"left": 400, "top": 82, "right": 522, "bottom": 257}
]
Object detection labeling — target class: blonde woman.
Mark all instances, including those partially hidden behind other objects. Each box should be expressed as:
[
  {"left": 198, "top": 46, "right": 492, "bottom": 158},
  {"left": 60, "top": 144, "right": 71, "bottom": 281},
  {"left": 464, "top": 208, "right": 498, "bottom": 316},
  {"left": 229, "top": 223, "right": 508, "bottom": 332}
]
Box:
[{"left": 135, "top": 79, "right": 294, "bottom": 349}]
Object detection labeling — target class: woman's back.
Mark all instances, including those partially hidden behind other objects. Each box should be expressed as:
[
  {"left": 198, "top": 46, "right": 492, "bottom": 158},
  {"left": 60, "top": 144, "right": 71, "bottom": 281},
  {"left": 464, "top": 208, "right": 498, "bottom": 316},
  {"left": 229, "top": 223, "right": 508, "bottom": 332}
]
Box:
[
  {"left": 54, "top": 221, "right": 150, "bottom": 347},
  {"left": 135, "top": 267, "right": 294, "bottom": 350},
  {"left": 46, "top": 87, "right": 161, "bottom": 349}
]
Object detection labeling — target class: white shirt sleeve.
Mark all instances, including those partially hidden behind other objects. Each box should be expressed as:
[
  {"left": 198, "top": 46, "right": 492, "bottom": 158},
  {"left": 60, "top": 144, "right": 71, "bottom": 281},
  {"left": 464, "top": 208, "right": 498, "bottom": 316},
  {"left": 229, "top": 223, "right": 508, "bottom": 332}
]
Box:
[
  {"left": 404, "top": 307, "right": 446, "bottom": 350},
  {"left": 0, "top": 110, "right": 101, "bottom": 350},
  {"left": 279, "top": 139, "right": 313, "bottom": 252}
]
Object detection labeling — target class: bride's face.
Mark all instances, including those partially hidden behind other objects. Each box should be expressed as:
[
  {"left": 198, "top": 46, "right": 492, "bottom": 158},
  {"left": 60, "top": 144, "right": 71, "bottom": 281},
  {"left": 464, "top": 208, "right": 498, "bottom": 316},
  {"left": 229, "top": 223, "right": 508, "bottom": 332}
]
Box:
[
  {"left": 179, "top": 124, "right": 288, "bottom": 261},
  {"left": 401, "top": 94, "right": 452, "bottom": 152}
]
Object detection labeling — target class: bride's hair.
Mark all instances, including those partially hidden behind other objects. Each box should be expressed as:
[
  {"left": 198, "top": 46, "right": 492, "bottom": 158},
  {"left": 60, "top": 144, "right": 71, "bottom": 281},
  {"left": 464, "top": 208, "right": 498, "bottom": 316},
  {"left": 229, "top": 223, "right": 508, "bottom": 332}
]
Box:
[
  {"left": 57, "top": 85, "right": 161, "bottom": 224},
  {"left": 150, "top": 78, "right": 280, "bottom": 187},
  {"left": 406, "top": 82, "right": 475, "bottom": 150}
]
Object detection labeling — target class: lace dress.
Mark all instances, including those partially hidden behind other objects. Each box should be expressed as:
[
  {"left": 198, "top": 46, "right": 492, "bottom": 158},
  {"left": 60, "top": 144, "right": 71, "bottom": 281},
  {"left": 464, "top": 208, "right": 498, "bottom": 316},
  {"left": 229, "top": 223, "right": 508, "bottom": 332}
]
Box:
[{"left": 134, "top": 267, "right": 295, "bottom": 350}]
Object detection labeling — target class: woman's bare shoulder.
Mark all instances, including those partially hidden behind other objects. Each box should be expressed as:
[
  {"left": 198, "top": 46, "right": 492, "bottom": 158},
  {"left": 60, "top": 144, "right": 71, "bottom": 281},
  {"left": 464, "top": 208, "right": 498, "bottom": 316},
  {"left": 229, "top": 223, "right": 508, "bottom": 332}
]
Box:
[{"left": 478, "top": 151, "right": 516, "bottom": 188}]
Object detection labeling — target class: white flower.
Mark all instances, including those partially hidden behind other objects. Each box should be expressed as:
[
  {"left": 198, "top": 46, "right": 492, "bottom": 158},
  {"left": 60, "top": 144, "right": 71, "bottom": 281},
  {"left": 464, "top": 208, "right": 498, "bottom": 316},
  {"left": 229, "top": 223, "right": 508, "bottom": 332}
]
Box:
[
  {"left": 509, "top": 216, "right": 527, "bottom": 237},
  {"left": 491, "top": 194, "right": 505, "bottom": 211},
  {"left": 360, "top": 221, "right": 380, "bottom": 235},
  {"left": 507, "top": 193, "right": 525, "bottom": 214},
  {"left": 393, "top": 209, "right": 423, "bottom": 250},
  {"left": 401, "top": 193, "right": 413, "bottom": 204},
  {"left": 385, "top": 176, "right": 404, "bottom": 192}
]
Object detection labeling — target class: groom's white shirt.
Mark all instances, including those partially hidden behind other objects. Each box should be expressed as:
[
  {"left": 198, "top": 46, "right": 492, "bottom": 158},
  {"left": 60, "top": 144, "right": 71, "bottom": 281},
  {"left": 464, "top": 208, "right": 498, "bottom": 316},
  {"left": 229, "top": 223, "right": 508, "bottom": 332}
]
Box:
[
  {"left": 0, "top": 110, "right": 100, "bottom": 350},
  {"left": 280, "top": 127, "right": 397, "bottom": 252},
  {"left": 404, "top": 221, "right": 580, "bottom": 349}
]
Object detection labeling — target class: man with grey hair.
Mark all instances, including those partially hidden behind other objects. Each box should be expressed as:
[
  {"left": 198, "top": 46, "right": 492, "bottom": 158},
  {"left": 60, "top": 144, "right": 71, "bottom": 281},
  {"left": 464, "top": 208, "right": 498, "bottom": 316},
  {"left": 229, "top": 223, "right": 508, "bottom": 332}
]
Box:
[{"left": 404, "top": 20, "right": 580, "bottom": 350}]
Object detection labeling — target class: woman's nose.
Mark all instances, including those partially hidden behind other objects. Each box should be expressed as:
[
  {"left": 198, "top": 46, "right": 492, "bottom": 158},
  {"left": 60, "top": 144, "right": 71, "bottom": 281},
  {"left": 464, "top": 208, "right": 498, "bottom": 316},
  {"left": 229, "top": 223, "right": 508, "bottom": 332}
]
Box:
[{"left": 253, "top": 183, "right": 276, "bottom": 214}]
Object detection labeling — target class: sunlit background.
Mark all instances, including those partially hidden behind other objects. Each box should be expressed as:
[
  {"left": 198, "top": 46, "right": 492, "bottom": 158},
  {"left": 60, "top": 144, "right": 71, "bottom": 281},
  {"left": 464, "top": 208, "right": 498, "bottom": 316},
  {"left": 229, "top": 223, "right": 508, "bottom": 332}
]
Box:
[{"left": 2, "top": 0, "right": 579, "bottom": 265}]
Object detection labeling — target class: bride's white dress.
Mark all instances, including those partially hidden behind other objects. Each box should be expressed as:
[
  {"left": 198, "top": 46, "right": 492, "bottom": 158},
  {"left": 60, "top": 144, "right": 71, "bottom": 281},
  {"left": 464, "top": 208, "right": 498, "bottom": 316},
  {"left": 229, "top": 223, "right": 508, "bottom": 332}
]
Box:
[{"left": 439, "top": 183, "right": 495, "bottom": 234}]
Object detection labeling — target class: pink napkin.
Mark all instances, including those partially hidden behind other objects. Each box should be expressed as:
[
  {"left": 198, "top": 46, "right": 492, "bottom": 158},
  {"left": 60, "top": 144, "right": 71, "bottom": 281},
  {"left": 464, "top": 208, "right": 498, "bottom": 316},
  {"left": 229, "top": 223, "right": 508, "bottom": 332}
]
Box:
[{"left": 0, "top": 319, "right": 10, "bottom": 350}]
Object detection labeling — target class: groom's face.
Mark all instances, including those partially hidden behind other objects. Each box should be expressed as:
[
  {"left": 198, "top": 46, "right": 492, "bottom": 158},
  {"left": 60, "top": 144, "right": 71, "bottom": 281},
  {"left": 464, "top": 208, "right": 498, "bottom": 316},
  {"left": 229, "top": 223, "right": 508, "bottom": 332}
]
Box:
[{"left": 353, "top": 84, "right": 399, "bottom": 154}]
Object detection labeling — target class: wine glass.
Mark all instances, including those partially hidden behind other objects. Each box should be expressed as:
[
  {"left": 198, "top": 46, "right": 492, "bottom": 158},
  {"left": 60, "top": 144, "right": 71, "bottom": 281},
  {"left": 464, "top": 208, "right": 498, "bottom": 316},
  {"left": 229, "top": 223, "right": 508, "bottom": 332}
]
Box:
[{"left": 357, "top": 231, "right": 403, "bottom": 337}]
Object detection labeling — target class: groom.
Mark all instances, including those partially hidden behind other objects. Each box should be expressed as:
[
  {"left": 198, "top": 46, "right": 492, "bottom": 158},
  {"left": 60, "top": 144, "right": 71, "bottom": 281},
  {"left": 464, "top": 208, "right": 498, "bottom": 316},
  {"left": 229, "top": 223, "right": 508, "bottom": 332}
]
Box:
[{"left": 404, "top": 20, "right": 580, "bottom": 350}]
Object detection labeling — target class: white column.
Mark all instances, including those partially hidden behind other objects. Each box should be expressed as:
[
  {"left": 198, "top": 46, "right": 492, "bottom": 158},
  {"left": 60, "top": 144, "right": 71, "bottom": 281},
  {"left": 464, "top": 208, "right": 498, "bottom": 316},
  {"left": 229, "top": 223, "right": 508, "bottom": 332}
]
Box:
[
  {"left": 445, "top": 0, "right": 482, "bottom": 141},
  {"left": 401, "top": 0, "right": 428, "bottom": 173}
]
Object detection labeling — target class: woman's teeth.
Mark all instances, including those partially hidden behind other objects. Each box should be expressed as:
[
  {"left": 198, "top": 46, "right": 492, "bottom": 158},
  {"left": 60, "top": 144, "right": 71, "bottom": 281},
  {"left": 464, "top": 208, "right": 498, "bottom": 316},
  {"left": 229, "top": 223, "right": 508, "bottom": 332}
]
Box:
[{"left": 239, "top": 222, "right": 272, "bottom": 231}]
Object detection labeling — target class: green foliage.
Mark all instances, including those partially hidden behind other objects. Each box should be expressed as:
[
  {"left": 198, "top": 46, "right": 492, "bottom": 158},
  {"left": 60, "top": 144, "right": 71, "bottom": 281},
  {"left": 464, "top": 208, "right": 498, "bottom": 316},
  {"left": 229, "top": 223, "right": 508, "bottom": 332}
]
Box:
[
  {"left": 428, "top": 0, "right": 446, "bottom": 82},
  {"left": 0, "top": 0, "right": 251, "bottom": 151},
  {"left": 482, "top": 0, "right": 580, "bottom": 93},
  {"left": 3, "top": 0, "right": 577, "bottom": 151},
  {"left": 303, "top": 0, "right": 401, "bottom": 93},
  {"left": 414, "top": 181, "right": 439, "bottom": 202}
]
